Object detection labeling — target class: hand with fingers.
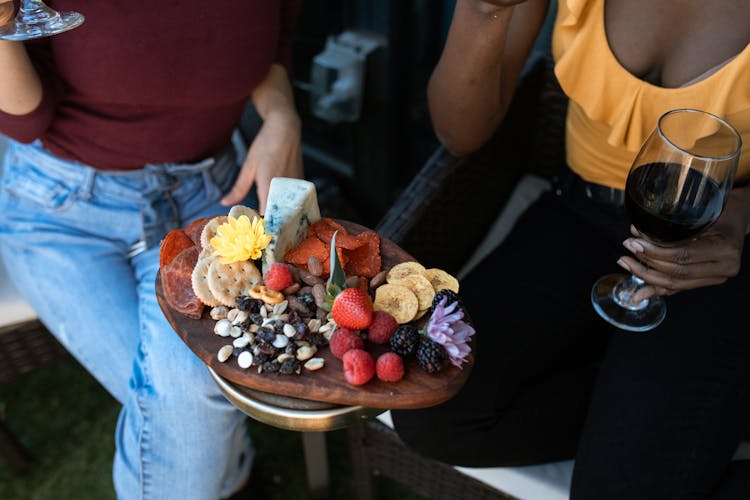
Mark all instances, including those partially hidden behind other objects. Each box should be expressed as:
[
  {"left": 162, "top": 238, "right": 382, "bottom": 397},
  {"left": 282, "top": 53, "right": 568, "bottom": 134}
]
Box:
[
  {"left": 223, "top": 112, "right": 303, "bottom": 214},
  {"left": 617, "top": 195, "right": 749, "bottom": 303},
  {"left": 220, "top": 63, "right": 303, "bottom": 214}
]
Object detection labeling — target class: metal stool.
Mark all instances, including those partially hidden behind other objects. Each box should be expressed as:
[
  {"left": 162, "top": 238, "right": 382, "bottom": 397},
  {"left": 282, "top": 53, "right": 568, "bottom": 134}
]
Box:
[{"left": 208, "top": 367, "right": 384, "bottom": 497}]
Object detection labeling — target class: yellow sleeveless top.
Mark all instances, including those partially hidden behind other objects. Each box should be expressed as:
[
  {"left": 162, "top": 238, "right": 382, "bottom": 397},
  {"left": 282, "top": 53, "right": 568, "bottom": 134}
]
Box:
[{"left": 552, "top": 0, "right": 750, "bottom": 189}]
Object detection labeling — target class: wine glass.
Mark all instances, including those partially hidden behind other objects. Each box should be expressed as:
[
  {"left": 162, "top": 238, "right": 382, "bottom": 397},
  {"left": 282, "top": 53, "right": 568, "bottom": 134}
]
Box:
[
  {"left": 0, "top": 0, "right": 84, "bottom": 41},
  {"left": 591, "top": 108, "right": 742, "bottom": 332}
]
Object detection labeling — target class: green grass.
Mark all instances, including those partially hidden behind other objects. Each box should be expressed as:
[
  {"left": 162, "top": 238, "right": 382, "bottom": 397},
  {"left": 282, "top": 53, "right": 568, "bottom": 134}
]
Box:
[{"left": 0, "top": 358, "right": 425, "bottom": 500}]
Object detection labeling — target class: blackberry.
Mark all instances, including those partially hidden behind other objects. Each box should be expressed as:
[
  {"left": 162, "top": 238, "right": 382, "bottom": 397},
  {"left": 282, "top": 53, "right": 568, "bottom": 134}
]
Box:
[
  {"left": 389, "top": 325, "right": 420, "bottom": 357},
  {"left": 431, "top": 289, "right": 462, "bottom": 311},
  {"left": 416, "top": 338, "right": 447, "bottom": 374},
  {"left": 236, "top": 295, "right": 262, "bottom": 313}
]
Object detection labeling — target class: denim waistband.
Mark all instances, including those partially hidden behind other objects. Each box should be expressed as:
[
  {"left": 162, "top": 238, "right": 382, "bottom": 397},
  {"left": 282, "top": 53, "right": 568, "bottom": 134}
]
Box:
[
  {"left": 9, "top": 141, "right": 238, "bottom": 255},
  {"left": 11, "top": 141, "right": 234, "bottom": 203}
]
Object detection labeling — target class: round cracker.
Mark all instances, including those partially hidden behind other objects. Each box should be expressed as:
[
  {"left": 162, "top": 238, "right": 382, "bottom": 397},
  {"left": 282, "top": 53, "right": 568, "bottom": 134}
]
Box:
[
  {"left": 372, "top": 283, "right": 419, "bottom": 324},
  {"left": 207, "top": 259, "right": 261, "bottom": 307},
  {"left": 422, "top": 268, "right": 460, "bottom": 293},
  {"left": 198, "top": 247, "right": 214, "bottom": 262},
  {"left": 228, "top": 205, "right": 260, "bottom": 221},
  {"left": 386, "top": 261, "right": 426, "bottom": 284},
  {"left": 391, "top": 273, "right": 435, "bottom": 311},
  {"left": 200, "top": 215, "right": 228, "bottom": 249},
  {"left": 192, "top": 257, "right": 222, "bottom": 307}
]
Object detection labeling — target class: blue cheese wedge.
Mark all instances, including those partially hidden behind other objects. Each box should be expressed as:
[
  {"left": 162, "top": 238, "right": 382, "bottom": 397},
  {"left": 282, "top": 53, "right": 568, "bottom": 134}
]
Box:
[{"left": 262, "top": 178, "right": 321, "bottom": 274}]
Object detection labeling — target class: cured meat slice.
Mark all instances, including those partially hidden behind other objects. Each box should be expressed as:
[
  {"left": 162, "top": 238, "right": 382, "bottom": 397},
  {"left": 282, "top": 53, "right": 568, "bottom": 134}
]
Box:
[
  {"left": 343, "top": 230, "right": 381, "bottom": 278},
  {"left": 184, "top": 216, "right": 213, "bottom": 247},
  {"left": 310, "top": 219, "right": 364, "bottom": 250},
  {"left": 159, "top": 229, "right": 196, "bottom": 268},
  {"left": 285, "top": 236, "right": 329, "bottom": 267},
  {"left": 162, "top": 246, "right": 204, "bottom": 319}
]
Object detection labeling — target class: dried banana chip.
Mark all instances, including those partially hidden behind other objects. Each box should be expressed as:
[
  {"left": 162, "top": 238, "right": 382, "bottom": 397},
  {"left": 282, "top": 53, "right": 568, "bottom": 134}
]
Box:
[
  {"left": 373, "top": 283, "right": 419, "bottom": 324},
  {"left": 413, "top": 308, "right": 430, "bottom": 320},
  {"left": 422, "top": 268, "right": 460, "bottom": 293},
  {"left": 390, "top": 273, "right": 435, "bottom": 311},
  {"left": 386, "top": 261, "right": 426, "bottom": 283}
]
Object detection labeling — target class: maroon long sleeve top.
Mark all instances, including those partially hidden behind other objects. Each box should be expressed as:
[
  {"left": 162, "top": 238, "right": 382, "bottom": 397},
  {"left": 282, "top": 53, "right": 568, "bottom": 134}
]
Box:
[{"left": 0, "top": 0, "right": 300, "bottom": 170}]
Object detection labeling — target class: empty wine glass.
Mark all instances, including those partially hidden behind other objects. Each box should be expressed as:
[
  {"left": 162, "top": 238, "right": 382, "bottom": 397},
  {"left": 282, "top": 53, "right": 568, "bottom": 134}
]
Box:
[
  {"left": 591, "top": 108, "right": 742, "bottom": 332},
  {"left": 0, "top": 0, "right": 84, "bottom": 41}
]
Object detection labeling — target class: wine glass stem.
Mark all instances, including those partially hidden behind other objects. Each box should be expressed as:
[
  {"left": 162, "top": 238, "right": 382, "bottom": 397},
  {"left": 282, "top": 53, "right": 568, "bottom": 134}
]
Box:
[
  {"left": 613, "top": 275, "right": 650, "bottom": 311},
  {"left": 18, "top": 0, "right": 60, "bottom": 26}
]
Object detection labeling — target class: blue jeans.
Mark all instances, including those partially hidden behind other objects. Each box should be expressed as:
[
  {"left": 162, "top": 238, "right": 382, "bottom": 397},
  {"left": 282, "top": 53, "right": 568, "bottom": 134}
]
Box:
[{"left": 0, "top": 141, "right": 254, "bottom": 499}]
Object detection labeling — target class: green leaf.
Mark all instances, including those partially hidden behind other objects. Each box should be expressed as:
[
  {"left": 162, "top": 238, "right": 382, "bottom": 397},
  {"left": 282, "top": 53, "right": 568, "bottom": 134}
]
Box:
[{"left": 327, "top": 231, "right": 347, "bottom": 294}]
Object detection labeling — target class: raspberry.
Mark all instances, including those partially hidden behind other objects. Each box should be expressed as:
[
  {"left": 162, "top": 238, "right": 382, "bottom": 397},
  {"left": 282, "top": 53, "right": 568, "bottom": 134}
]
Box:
[
  {"left": 342, "top": 349, "right": 375, "bottom": 386},
  {"left": 328, "top": 328, "right": 364, "bottom": 358},
  {"left": 264, "top": 263, "right": 294, "bottom": 291},
  {"left": 389, "top": 325, "right": 420, "bottom": 357},
  {"left": 331, "top": 287, "right": 373, "bottom": 330},
  {"left": 416, "top": 338, "right": 447, "bottom": 374},
  {"left": 366, "top": 311, "right": 398, "bottom": 345},
  {"left": 375, "top": 352, "right": 405, "bottom": 382}
]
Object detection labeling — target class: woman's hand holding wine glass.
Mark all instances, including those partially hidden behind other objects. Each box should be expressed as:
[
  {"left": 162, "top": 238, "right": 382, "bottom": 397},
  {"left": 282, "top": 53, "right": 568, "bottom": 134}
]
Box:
[
  {"left": 618, "top": 196, "right": 748, "bottom": 304},
  {"left": 591, "top": 108, "right": 742, "bottom": 332}
]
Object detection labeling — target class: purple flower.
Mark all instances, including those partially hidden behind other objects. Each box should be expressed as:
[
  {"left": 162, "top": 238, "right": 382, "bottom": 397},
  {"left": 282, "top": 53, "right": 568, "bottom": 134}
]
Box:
[{"left": 426, "top": 297, "right": 475, "bottom": 368}]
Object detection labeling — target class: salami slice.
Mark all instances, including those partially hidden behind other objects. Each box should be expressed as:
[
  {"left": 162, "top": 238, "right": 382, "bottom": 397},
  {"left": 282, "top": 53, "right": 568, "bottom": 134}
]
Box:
[
  {"left": 184, "top": 216, "right": 213, "bottom": 247},
  {"left": 310, "top": 219, "right": 364, "bottom": 250},
  {"left": 162, "top": 246, "right": 204, "bottom": 319},
  {"left": 343, "top": 230, "right": 381, "bottom": 278},
  {"left": 159, "top": 229, "right": 196, "bottom": 268}
]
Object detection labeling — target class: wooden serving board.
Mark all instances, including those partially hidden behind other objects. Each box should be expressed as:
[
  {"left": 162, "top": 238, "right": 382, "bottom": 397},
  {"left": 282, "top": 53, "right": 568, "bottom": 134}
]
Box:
[{"left": 156, "top": 221, "right": 473, "bottom": 410}]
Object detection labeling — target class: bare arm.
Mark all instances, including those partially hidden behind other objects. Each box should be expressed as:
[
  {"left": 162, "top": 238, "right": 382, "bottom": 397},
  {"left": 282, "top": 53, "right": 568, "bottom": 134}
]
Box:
[
  {"left": 428, "top": 0, "right": 549, "bottom": 156},
  {"left": 0, "top": 1, "right": 43, "bottom": 116},
  {"left": 221, "top": 63, "right": 303, "bottom": 213}
]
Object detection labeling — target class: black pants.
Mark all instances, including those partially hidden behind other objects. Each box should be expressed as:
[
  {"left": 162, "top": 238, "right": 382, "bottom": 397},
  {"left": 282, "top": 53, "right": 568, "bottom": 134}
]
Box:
[{"left": 392, "top": 173, "right": 750, "bottom": 499}]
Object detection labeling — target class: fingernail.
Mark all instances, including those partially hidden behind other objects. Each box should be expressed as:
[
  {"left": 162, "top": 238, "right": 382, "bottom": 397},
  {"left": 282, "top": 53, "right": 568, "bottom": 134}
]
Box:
[
  {"left": 617, "top": 258, "right": 631, "bottom": 272},
  {"left": 623, "top": 239, "right": 644, "bottom": 253}
]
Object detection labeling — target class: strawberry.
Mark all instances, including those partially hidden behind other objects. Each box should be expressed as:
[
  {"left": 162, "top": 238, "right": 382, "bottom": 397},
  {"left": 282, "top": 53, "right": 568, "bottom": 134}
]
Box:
[
  {"left": 264, "top": 263, "right": 294, "bottom": 291},
  {"left": 331, "top": 287, "right": 373, "bottom": 330}
]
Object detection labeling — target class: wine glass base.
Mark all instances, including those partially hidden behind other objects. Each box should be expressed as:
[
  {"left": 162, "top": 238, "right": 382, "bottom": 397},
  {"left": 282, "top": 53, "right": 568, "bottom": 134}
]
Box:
[
  {"left": 591, "top": 273, "right": 666, "bottom": 332},
  {"left": 0, "top": 11, "right": 84, "bottom": 41}
]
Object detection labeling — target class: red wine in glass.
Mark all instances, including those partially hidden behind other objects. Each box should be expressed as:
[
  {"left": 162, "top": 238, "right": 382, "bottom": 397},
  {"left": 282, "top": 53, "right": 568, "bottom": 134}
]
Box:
[
  {"left": 626, "top": 162, "right": 726, "bottom": 243},
  {"left": 592, "top": 109, "right": 741, "bottom": 332}
]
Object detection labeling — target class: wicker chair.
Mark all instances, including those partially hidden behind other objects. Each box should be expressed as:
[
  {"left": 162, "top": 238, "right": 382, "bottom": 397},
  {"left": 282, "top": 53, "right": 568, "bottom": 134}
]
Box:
[{"left": 347, "top": 53, "right": 570, "bottom": 500}]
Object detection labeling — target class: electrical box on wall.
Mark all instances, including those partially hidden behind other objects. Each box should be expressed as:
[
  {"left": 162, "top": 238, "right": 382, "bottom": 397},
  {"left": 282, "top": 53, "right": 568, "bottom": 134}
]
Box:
[{"left": 309, "top": 30, "right": 386, "bottom": 124}]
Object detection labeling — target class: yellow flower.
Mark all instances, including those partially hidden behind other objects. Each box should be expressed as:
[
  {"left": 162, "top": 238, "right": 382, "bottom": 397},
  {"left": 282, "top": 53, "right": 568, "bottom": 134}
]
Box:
[{"left": 210, "top": 215, "right": 272, "bottom": 264}]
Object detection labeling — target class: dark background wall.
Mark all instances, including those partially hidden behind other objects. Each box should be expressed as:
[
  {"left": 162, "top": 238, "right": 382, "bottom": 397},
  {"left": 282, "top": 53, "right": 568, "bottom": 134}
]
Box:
[{"left": 288, "top": 0, "right": 456, "bottom": 226}]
